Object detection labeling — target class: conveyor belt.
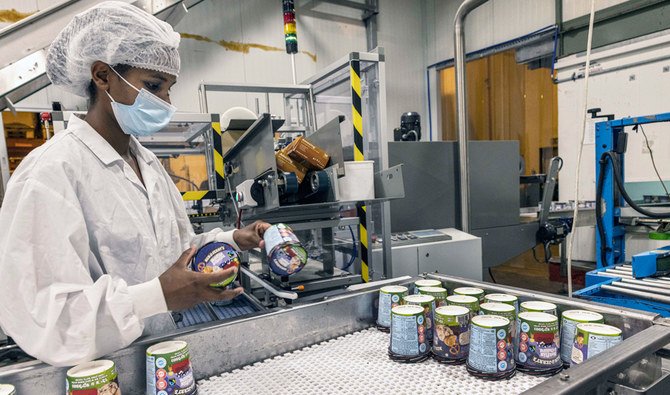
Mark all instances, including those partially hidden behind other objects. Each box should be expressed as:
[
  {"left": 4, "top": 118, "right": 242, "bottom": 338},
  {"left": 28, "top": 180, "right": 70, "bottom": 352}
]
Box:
[
  {"left": 173, "top": 297, "right": 259, "bottom": 329},
  {"left": 198, "top": 329, "right": 548, "bottom": 394}
]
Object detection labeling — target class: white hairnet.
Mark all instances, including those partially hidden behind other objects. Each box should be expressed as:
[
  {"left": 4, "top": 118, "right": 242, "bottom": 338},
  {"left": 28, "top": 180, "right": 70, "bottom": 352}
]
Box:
[{"left": 46, "top": 1, "right": 181, "bottom": 97}]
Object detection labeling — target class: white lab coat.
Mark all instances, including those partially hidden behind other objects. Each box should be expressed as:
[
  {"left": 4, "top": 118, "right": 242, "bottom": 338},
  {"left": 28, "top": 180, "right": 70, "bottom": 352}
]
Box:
[{"left": 0, "top": 114, "right": 236, "bottom": 366}]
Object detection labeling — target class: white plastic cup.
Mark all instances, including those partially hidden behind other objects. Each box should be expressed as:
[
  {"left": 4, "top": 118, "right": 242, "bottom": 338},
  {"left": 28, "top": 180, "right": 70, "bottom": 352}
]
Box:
[{"left": 338, "top": 161, "right": 374, "bottom": 201}]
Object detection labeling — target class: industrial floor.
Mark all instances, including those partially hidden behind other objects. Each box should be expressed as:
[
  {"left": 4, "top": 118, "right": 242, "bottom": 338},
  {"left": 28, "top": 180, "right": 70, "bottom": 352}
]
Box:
[{"left": 488, "top": 246, "right": 572, "bottom": 295}]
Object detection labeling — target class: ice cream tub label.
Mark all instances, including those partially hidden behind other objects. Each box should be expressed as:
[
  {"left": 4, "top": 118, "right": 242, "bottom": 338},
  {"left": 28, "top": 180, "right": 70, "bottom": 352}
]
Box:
[
  {"left": 377, "top": 285, "right": 409, "bottom": 328},
  {"left": 480, "top": 302, "right": 516, "bottom": 322},
  {"left": 192, "top": 242, "right": 240, "bottom": 287},
  {"left": 389, "top": 304, "right": 429, "bottom": 358},
  {"left": 447, "top": 294, "right": 480, "bottom": 317},
  {"left": 520, "top": 301, "right": 557, "bottom": 316},
  {"left": 146, "top": 341, "right": 196, "bottom": 395},
  {"left": 0, "top": 384, "right": 16, "bottom": 395},
  {"left": 418, "top": 286, "right": 449, "bottom": 307},
  {"left": 413, "top": 279, "right": 441, "bottom": 294},
  {"left": 516, "top": 312, "right": 561, "bottom": 372},
  {"left": 66, "top": 360, "right": 120, "bottom": 395},
  {"left": 560, "top": 310, "right": 604, "bottom": 364},
  {"left": 454, "top": 287, "right": 485, "bottom": 303},
  {"left": 403, "top": 294, "right": 436, "bottom": 343},
  {"left": 484, "top": 293, "right": 519, "bottom": 312},
  {"left": 467, "top": 315, "right": 515, "bottom": 377},
  {"left": 571, "top": 323, "right": 622, "bottom": 365},
  {"left": 263, "top": 223, "right": 308, "bottom": 276},
  {"left": 433, "top": 305, "right": 471, "bottom": 362}
]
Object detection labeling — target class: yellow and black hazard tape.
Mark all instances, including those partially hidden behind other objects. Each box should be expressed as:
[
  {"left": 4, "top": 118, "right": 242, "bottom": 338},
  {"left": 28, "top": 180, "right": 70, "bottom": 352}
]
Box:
[
  {"left": 351, "top": 59, "right": 369, "bottom": 282},
  {"left": 181, "top": 190, "right": 217, "bottom": 201},
  {"left": 211, "top": 121, "right": 226, "bottom": 189}
]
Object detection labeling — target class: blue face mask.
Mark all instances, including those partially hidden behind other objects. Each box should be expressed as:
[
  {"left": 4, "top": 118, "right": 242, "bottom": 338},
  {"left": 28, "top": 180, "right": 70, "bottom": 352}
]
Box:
[{"left": 105, "top": 68, "right": 176, "bottom": 137}]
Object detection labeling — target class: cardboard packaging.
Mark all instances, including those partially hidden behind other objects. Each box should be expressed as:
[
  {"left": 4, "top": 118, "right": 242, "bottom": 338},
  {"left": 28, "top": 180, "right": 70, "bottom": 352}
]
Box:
[
  {"left": 284, "top": 136, "right": 330, "bottom": 170},
  {"left": 275, "top": 150, "right": 308, "bottom": 183}
]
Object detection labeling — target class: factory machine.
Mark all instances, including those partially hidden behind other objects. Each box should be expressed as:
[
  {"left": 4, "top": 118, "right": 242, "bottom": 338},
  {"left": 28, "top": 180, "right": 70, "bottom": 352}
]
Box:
[{"left": 574, "top": 110, "right": 670, "bottom": 316}]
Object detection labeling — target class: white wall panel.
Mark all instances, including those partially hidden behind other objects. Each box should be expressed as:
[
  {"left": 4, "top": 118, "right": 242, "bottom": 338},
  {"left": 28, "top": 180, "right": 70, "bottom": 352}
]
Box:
[{"left": 561, "top": 0, "right": 627, "bottom": 21}]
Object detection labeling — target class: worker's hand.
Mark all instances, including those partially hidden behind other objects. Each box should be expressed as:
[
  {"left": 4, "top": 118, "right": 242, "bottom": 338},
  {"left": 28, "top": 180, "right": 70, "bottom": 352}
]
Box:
[
  {"left": 233, "top": 220, "right": 271, "bottom": 251},
  {"left": 159, "top": 247, "right": 244, "bottom": 311}
]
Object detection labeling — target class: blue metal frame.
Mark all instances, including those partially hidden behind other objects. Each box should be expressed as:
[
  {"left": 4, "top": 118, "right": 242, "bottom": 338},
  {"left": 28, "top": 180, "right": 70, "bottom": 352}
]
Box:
[
  {"left": 575, "top": 265, "right": 670, "bottom": 317},
  {"left": 595, "top": 112, "right": 670, "bottom": 268}
]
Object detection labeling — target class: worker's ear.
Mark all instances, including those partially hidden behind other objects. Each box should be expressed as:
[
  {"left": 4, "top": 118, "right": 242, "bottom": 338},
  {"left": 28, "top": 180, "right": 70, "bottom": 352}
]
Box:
[{"left": 90, "top": 61, "right": 111, "bottom": 94}]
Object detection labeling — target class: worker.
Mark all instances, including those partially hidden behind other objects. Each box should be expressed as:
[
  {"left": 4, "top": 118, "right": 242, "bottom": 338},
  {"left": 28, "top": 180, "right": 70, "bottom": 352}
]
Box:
[{"left": 0, "top": 1, "right": 269, "bottom": 367}]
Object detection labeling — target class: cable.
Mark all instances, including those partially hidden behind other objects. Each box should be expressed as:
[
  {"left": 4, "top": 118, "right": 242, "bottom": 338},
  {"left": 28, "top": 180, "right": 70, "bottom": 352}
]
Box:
[
  {"left": 167, "top": 172, "right": 200, "bottom": 190},
  {"left": 341, "top": 225, "right": 358, "bottom": 271},
  {"left": 566, "top": 0, "right": 597, "bottom": 298},
  {"left": 602, "top": 151, "right": 670, "bottom": 218},
  {"left": 636, "top": 124, "right": 670, "bottom": 198},
  {"left": 488, "top": 268, "right": 497, "bottom": 284}
]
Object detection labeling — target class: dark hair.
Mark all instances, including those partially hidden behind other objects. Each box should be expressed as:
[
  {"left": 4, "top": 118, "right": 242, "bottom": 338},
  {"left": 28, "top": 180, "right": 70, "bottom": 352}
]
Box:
[{"left": 87, "top": 64, "right": 133, "bottom": 105}]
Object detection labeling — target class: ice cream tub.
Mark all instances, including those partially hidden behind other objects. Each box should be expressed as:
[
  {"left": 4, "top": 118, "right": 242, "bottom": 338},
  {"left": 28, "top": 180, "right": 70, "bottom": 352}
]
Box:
[
  {"left": 418, "top": 286, "right": 449, "bottom": 307},
  {"left": 0, "top": 385, "right": 16, "bottom": 395},
  {"left": 432, "top": 305, "right": 471, "bottom": 364},
  {"left": 520, "top": 301, "right": 557, "bottom": 316},
  {"left": 446, "top": 294, "right": 480, "bottom": 317},
  {"left": 560, "top": 310, "right": 604, "bottom": 365},
  {"left": 480, "top": 302, "right": 516, "bottom": 322},
  {"left": 192, "top": 242, "right": 240, "bottom": 287},
  {"left": 571, "top": 323, "right": 622, "bottom": 365},
  {"left": 389, "top": 304, "right": 430, "bottom": 362},
  {"left": 66, "top": 360, "right": 120, "bottom": 395},
  {"left": 263, "top": 223, "right": 308, "bottom": 276},
  {"left": 413, "top": 279, "right": 442, "bottom": 294},
  {"left": 146, "top": 341, "right": 196, "bottom": 395},
  {"left": 484, "top": 293, "right": 519, "bottom": 312},
  {"left": 466, "top": 315, "right": 515, "bottom": 380},
  {"left": 376, "top": 285, "right": 409, "bottom": 330},
  {"left": 454, "top": 287, "right": 485, "bottom": 303},
  {"left": 403, "top": 294, "right": 436, "bottom": 343},
  {"left": 516, "top": 312, "right": 562, "bottom": 375}
]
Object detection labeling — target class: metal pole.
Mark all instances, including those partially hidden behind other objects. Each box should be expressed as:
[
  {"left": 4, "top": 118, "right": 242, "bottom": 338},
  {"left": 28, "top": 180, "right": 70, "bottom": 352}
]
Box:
[
  {"left": 291, "top": 53, "right": 297, "bottom": 85},
  {"left": 453, "top": 0, "right": 489, "bottom": 233},
  {"left": 602, "top": 284, "right": 670, "bottom": 304}
]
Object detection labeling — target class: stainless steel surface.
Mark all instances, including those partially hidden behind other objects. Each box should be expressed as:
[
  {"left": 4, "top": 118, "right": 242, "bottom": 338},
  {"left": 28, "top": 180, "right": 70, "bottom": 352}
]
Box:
[
  {"left": 303, "top": 116, "right": 345, "bottom": 176},
  {"left": 374, "top": 164, "right": 405, "bottom": 200},
  {"left": 201, "top": 82, "right": 313, "bottom": 95},
  {"left": 239, "top": 266, "right": 298, "bottom": 300},
  {"left": 454, "top": 0, "right": 490, "bottom": 233},
  {"left": 621, "top": 277, "right": 670, "bottom": 290},
  {"left": 525, "top": 325, "right": 670, "bottom": 395}
]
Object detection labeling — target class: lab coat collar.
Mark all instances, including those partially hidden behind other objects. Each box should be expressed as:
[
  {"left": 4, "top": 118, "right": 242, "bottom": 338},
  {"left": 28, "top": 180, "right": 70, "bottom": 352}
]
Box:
[
  {"left": 68, "top": 114, "right": 154, "bottom": 166},
  {"left": 129, "top": 137, "right": 155, "bottom": 166}
]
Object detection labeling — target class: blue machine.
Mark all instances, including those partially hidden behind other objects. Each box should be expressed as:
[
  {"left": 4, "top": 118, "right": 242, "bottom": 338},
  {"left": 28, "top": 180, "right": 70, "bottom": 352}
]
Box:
[
  {"left": 631, "top": 246, "right": 670, "bottom": 278},
  {"left": 574, "top": 110, "right": 670, "bottom": 316}
]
